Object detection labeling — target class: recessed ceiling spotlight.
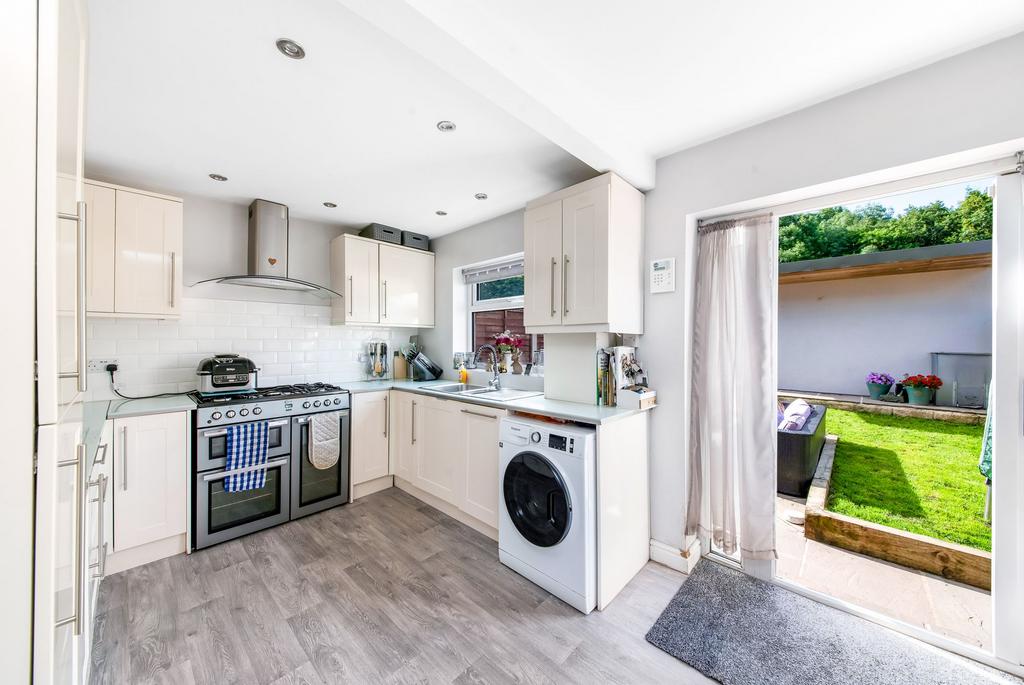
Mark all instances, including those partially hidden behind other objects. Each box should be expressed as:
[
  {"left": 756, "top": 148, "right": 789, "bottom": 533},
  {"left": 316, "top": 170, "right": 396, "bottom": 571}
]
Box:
[
  {"left": 435, "top": 210, "right": 448, "bottom": 216},
  {"left": 209, "top": 173, "right": 228, "bottom": 182},
  {"left": 323, "top": 202, "right": 337, "bottom": 208},
  {"left": 276, "top": 38, "right": 306, "bottom": 60},
  {"left": 436, "top": 120, "right": 456, "bottom": 132},
  {"left": 474, "top": 193, "right": 488, "bottom": 200}
]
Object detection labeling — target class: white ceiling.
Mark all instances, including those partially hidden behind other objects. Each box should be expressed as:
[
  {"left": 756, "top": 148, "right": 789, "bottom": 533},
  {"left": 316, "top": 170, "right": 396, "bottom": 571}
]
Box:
[
  {"left": 341, "top": 0, "right": 1024, "bottom": 188},
  {"left": 87, "top": 0, "right": 1024, "bottom": 233},
  {"left": 84, "top": 0, "right": 596, "bottom": 236}
]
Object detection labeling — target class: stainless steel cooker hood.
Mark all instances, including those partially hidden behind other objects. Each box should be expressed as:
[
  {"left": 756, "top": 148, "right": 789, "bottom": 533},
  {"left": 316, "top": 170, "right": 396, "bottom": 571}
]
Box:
[{"left": 191, "top": 199, "right": 343, "bottom": 298}]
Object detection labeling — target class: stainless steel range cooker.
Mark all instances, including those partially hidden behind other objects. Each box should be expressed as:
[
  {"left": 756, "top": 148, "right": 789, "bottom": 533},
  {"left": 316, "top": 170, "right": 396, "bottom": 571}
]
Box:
[{"left": 190, "top": 382, "right": 351, "bottom": 549}]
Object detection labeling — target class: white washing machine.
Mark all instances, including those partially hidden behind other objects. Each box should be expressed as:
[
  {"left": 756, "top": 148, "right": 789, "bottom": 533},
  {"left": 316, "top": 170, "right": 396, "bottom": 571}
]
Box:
[{"left": 498, "top": 416, "right": 597, "bottom": 614}]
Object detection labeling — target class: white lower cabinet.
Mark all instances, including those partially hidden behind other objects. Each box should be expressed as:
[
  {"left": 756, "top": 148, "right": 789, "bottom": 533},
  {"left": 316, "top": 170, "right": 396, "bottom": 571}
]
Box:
[
  {"left": 112, "top": 412, "right": 187, "bottom": 552},
  {"left": 389, "top": 391, "right": 505, "bottom": 531},
  {"left": 416, "top": 397, "right": 463, "bottom": 505},
  {"left": 457, "top": 404, "right": 504, "bottom": 529},
  {"left": 350, "top": 391, "right": 391, "bottom": 485}
]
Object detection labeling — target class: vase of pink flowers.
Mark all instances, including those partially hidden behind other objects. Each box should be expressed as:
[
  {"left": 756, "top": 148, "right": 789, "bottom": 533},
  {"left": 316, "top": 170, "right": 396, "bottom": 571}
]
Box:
[{"left": 492, "top": 330, "right": 523, "bottom": 374}]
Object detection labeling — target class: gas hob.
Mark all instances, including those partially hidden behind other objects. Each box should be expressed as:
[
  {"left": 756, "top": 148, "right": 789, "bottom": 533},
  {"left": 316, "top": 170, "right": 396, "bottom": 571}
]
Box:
[{"left": 191, "top": 383, "right": 350, "bottom": 427}]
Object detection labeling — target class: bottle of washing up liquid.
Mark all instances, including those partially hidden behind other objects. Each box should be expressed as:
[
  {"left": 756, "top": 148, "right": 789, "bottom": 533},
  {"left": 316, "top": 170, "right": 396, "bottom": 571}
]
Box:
[{"left": 458, "top": 362, "right": 469, "bottom": 384}]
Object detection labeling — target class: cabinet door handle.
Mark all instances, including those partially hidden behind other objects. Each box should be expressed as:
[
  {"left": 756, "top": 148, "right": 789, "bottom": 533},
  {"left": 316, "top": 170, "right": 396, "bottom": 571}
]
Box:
[
  {"left": 563, "top": 255, "right": 570, "bottom": 316},
  {"left": 88, "top": 474, "right": 107, "bottom": 579},
  {"left": 383, "top": 396, "right": 389, "bottom": 437},
  {"left": 411, "top": 400, "right": 416, "bottom": 445},
  {"left": 348, "top": 275, "right": 354, "bottom": 315},
  {"left": 58, "top": 200, "right": 88, "bottom": 392},
  {"left": 169, "top": 251, "right": 177, "bottom": 308},
  {"left": 121, "top": 425, "right": 128, "bottom": 490},
  {"left": 460, "top": 409, "right": 497, "bottom": 420},
  {"left": 550, "top": 258, "right": 556, "bottom": 318},
  {"left": 382, "top": 280, "right": 388, "bottom": 318},
  {"left": 55, "top": 443, "right": 85, "bottom": 635}
]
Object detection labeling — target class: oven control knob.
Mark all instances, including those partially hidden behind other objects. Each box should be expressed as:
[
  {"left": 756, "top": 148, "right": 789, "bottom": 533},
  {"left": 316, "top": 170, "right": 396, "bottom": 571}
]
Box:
[
  {"left": 211, "top": 412, "right": 222, "bottom": 420},
  {"left": 303, "top": 401, "right": 311, "bottom": 409},
  {"left": 531, "top": 431, "right": 542, "bottom": 444},
  {"left": 313, "top": 400, "right": 322, "bottom": 407},
  {"left": 252, "top": 407, "right": 262, "bottom": 415},
  {"left": 226, "top": 410, "right": 236, "bottom": 418},
  {"left": 239, "top": 409, "right": 249, "bottom": 416},
  {"left": 333, "top": 398, "right": 342, "bottom": 405}
]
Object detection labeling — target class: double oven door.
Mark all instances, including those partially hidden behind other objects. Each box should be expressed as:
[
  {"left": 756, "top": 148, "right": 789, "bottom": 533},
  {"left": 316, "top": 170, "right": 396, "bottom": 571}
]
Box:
[
  {"left": 194, "top": 418, "right": 292, "bottom": 549},
  {"left": 193, "top": 411, "right": 351, "bottom": 549}
]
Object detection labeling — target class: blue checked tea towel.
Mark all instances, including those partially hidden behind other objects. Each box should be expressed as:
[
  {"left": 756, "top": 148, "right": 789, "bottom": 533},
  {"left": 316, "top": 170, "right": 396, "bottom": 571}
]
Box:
[{"left": 225, "top": 421, "right": 270, "bottom": 492}]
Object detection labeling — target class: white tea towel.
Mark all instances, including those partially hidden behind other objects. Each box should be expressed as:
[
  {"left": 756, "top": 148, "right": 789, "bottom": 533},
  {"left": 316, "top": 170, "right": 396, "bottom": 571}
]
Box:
[{"left": 309, "top": 411, "right": 342, "bottom": 470}]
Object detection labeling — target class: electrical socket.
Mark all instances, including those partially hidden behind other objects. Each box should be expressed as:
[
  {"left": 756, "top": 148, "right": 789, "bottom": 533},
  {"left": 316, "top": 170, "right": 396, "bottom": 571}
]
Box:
[{"left": 88, "top": 359, "right": 119, "bottom": 372}]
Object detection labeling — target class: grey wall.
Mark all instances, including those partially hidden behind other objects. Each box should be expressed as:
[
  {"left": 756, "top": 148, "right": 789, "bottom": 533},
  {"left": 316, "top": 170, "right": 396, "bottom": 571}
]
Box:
[
  {"left": 180, "top": 193, "right": 349, "bottom": 305},
  {"left": 417, "top": 209, "right": 525, "bottom": 378},
  {"left": 644, "top": 31, "right": 1024, "bottom": 551},
  {"left": 778, "top": 268, "right": 991, "bottom": 396}
]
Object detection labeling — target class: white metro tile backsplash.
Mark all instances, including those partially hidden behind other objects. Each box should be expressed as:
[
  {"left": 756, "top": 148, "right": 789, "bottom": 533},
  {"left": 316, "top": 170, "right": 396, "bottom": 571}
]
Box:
[{"left": 85, "top": 297, "right": 407, "bottom": 400}]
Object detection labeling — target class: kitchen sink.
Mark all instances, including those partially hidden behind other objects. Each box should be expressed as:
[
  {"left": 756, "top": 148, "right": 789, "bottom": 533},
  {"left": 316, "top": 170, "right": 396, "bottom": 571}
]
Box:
[
  {"left": 428, "top": 383, "right": 487, "bottom": 394},
  {"left": 425, "top": 384, "right": 542, "bottom": 402}
]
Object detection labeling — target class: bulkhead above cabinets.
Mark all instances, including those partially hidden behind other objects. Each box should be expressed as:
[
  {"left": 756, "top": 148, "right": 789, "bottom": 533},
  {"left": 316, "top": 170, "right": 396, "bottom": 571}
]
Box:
[
  {"left": 330, "top": 234, "right": 435, "bottom": 328},
  {"left": 523, "top": 173, "right": 644, "bottom": 334}
]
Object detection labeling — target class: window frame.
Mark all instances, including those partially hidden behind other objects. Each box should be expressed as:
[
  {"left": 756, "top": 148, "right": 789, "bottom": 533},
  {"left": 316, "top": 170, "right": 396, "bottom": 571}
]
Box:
[{"left": 469, "top": 277, "right": 525, "bottom": 312}]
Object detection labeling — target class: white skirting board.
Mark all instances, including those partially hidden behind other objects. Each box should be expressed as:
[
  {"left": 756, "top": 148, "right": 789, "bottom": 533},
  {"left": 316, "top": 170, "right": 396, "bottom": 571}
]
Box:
[
  {"left": 352, "top": 475, "right": 394, "bottom": 500},
  {"left": 105, "top": 534, "right": 186, "bottom": 576},
  {"left": 649, "top": 537, "right": 701, "bottom": 574},
  {"left": 394, "top": 477, "right": 498, "bottom": 542}
]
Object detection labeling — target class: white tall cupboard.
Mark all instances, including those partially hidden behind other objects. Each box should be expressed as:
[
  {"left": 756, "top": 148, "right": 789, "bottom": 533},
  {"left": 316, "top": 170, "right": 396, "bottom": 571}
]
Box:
[{"left": 523, "top": 173, "right": 644, "bottom": 334}]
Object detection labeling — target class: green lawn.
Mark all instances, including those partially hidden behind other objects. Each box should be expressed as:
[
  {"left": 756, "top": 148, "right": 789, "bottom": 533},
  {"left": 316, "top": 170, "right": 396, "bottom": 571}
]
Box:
[{"left": 824, "top": 408, "right": 990, "bottom": 551}]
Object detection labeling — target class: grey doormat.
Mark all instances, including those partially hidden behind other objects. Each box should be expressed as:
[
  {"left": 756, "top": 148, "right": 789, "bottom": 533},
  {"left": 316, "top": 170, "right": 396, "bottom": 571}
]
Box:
[{"left": 646, "top": 560, "right": 1018, "bottom": 685}]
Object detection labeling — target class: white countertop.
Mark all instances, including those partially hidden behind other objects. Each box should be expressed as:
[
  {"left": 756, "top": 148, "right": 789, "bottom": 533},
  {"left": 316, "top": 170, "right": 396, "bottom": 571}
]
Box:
[
  {"left": 342, "top": 378, "right": 649, "bottom": 425},
  {"left": 105, "top": 395, "right": 198, "bottom": 419}
]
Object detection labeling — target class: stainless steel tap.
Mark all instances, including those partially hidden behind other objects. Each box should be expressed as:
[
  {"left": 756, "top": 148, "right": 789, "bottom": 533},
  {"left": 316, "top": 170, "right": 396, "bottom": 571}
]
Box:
[{"left": 476, "top": 344, "right": 501, "bottom": 390}]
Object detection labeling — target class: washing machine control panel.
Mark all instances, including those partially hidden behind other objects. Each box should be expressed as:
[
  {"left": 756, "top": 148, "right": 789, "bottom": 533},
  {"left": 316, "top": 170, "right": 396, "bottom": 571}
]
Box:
[{"left": 548, "top": 434, "right": 576, "bottom": 454}]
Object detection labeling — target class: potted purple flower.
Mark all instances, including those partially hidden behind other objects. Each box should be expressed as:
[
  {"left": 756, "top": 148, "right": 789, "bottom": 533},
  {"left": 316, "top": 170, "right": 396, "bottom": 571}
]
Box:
[{"left": 865, "top": 372, "right": 894, "bottom": 400}]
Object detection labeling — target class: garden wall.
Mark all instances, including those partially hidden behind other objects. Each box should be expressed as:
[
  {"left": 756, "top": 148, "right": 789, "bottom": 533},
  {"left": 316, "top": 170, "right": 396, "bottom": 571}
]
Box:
[{"left": 779, "top": 267, "right": 990, "bottom": 396}]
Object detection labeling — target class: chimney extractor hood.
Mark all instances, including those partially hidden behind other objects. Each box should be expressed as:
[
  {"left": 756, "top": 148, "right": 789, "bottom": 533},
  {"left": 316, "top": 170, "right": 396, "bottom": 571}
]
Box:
[{"left": 191, "top": 199, "right": 343, "bottom": 298}]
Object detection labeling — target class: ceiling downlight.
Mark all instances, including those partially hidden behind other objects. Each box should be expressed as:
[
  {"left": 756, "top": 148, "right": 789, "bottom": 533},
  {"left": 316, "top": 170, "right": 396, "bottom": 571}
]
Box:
[
  {"left": 435, "top": 210, "right": 448, "bottom": 216},
  {"left": 436, "top": 120, "right": 456, "bottom": 132},
  {"left": 276, "top": 38, "right": 306, "bottom": 60},
  {"left": 209, "top": 173, "right": 228, "bottom": 182},
  {"left": 323, "top": 202, "right": 337, "bottom": 208},
  {"left": 474, "top": 193, "right": 488, "bottom": 200}
]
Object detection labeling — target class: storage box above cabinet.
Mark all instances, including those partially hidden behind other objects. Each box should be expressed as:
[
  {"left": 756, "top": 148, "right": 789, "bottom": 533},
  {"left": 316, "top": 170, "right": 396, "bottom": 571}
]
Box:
[
  {"left": 60, "top": 176, "right": 184, "bottom": 319},
  {"left": 330, "top": 234, "right": 435, "bottom": 328},
  {"left": 523, "top": 173, "right": 644, "bottom": 334}
]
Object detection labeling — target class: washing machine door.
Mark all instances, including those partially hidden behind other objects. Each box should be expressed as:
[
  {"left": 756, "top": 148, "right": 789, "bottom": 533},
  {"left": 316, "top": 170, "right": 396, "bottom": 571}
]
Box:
[{"left": 503, "top": 451, "right": 572, "bottom": 547}]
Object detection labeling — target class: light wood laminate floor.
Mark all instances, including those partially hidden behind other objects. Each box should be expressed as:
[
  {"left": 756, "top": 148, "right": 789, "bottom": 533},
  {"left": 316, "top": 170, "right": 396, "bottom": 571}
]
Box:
[{"left": 90, "top": 487, "right": 711, "bottom": 684}]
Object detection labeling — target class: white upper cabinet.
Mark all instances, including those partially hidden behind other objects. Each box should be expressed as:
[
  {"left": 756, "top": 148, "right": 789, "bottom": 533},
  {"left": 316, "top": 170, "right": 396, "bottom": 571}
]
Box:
[
  {"left": 84, "top": 183, "right": 116, "bottom": 313},
  {"left": 331, "top": 234, "right": 380, "bottom": 325},
  {"left": 523, "top": 173, "right": 644, "bottom": 334},
  {"left": 330, "top": 234, "right": 434, "bottom": 328},
  {"left": 113, "top": 189, "right": 183, "bottom": 317},
  {"left": 379, "top": 243, "right": 434, "bottom": 328},
  {"left": 350, "top": 391, "right": 391, "bottom": 485},
  {"left": 523, "top": 201, "right": 563, "bottom": 328}
]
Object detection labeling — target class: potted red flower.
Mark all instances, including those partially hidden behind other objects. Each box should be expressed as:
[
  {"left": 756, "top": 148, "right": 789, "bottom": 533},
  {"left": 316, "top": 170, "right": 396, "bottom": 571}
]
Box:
[
  {"left": 492, "top": 330, "right": 523, "bottom": 373},
  {"left": 901, "top": 374, "right": 943, "bottom": 406}
]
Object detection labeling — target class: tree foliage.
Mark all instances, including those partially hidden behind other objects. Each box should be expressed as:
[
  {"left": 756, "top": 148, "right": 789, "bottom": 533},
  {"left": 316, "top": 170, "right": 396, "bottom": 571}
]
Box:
[{"left": 778, "top": 189, "right": 993, "bottom": 263}]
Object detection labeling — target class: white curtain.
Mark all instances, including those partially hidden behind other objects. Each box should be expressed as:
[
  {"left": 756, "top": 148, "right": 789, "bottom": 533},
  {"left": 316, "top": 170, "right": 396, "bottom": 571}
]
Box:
[{"left": 685, "top": 214, "right": 777, "bottom": 561}]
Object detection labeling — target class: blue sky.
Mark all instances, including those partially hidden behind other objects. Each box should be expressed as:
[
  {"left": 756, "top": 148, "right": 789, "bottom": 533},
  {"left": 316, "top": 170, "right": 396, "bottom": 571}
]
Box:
[{"left": 843, "top": 178, "right": 994, "bottom": 216}]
